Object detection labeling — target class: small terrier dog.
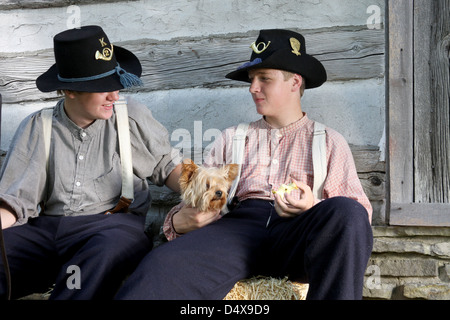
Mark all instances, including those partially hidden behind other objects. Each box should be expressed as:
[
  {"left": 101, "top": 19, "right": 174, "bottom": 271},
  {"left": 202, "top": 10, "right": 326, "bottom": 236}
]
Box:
[{"left": 179, "top": 159, "right": 239, "bottom": 212}]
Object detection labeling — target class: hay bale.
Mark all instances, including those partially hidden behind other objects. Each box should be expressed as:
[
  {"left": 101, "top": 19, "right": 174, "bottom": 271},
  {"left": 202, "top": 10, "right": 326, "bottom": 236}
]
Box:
[{"left": 224, "top": 276, "right": 309, "bottom": 300}]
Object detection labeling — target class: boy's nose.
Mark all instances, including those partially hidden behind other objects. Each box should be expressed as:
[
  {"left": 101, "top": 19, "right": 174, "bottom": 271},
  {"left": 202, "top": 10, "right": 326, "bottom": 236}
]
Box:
[
  {"left": 249, "top": 79, "right": 260, "bottom": 93},
  {"left": 108, "top": 90, "right": 120, "bottom": 101}
]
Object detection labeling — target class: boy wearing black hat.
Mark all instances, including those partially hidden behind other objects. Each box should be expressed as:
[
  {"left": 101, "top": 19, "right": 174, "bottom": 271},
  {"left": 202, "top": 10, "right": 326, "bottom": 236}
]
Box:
[
  {"left": 0, "top": 26, "right": 182, "bottom": 299},
  {"left": 115, "top": 29, "right": 373, "bottom": 300}
]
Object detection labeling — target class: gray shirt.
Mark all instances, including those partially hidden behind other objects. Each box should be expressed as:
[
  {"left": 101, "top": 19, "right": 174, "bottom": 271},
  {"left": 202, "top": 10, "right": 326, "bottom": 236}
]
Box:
[{"left": 0, "top": 96, "right": 182, "bottom": 226}]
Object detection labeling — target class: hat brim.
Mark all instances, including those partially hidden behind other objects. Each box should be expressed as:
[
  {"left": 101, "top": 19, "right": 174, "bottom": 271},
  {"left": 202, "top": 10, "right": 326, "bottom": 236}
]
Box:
[
  {"left": 225, "top": 50, "right": 327, "bottom": 89},
  {"left": 36, "top": 46, "right": 142, "bottom": 93}
]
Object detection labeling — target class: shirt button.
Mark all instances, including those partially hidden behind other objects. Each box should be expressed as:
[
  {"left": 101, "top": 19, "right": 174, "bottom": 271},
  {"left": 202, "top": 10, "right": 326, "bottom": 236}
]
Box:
[
  {"left": 75, "top": 181, "right": 81, "bottom": 187},
  {"left": 272, "top": 159, "right": 279, "bottom": 165},
  {"left": 78, "top": 155, "right": 84, "bottom": 160},
  {"left": 80, "top": 132, "right": 87, "bottom": 138}
]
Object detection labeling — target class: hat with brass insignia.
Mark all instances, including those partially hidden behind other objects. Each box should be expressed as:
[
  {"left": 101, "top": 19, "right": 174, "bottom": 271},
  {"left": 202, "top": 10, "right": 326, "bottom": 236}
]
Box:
[
  {"left": 226, "top": 29, "right": 327, "bottom": 89},
  {"left": 36, "top": 25, "right": 142, "bottom": 92}
]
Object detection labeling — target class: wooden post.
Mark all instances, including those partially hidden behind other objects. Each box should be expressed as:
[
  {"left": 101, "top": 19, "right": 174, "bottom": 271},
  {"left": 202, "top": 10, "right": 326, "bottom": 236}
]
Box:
[{"left": 387, "top": 0, "right": 414, "bottom": 206}]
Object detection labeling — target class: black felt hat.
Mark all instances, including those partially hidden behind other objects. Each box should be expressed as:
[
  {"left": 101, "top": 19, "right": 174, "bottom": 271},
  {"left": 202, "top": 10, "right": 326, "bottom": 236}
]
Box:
[
  {"left": 226, "top": 29, "right": 327, "bottom": 89},
  {"left": 36, "top": 25, "right": 142, "bottom": 92}
]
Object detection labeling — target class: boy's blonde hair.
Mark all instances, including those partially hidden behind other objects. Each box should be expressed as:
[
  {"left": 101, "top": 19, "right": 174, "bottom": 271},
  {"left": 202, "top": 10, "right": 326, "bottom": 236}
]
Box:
[{"left": 281, "top": 71, "right": 306, "bottom": 97}]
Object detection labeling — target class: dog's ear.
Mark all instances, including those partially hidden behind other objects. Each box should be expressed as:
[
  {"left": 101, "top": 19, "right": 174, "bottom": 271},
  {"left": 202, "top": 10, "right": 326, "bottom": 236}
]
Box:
[
  {"left": 179, "top": 159, "right": 198, "bottom": 191},
  {"left": 224, "top": 164, "right": 239, "bottom": 182}
]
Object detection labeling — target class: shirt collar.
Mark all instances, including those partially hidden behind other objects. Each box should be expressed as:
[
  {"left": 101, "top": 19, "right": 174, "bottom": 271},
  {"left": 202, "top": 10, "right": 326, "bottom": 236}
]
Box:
[
  {"left": 258, "top": 113, "right": 310, "bottom": 136},
  {"left": 56, "top": 99, "right": 104, "bottom": 139}
]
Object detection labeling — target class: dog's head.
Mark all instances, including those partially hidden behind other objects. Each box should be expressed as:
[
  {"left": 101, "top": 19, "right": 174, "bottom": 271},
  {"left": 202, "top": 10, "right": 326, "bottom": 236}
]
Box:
[{"left": 179, "top": 159, "right": 239, "bottom": 212}]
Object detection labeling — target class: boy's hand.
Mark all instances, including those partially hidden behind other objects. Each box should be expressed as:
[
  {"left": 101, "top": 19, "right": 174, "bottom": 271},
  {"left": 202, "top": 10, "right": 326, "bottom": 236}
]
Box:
[
  {"left": 172, "top": 204, "right": 221, "bottom": 234},
  {"left": 274, "top": 179, "right": 314, "bottom": 218}
]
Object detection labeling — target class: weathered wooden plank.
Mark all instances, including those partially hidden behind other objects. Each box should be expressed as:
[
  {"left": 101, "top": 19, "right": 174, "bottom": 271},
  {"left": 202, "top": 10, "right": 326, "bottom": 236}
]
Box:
[
  {"left": 390, "top": 203, "right": 450, "bottom": 227},
  {"left": 0, "top": 0, "right": 129, "bottom": 10},
  {"left": 414, "top": 0, "right": 450, "bottom": 203},
  {"left": 0, "top": 51, "right": 54, "bottom": 103},
  {"left": 134, "top": 29, "right": 384, "bottom": 89},
  {"left": 387, "top": 0, "right": 414, "bottom": 206},
  {"left": 350, "top": 144, "right": 385, "bottom": 173},
  {"left": 413, "top": 0, "right": 434, "bottom": 203},
  {"left": 359, "top": 172, "right": 385, "bottom": 201},
  {"left": 0, "top": 27, "right": 385, "bottom": 104}
]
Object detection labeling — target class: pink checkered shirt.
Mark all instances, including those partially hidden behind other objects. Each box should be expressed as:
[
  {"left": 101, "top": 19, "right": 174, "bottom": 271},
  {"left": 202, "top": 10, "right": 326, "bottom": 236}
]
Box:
[{"left": 163, "top": 114, "right": 372, "bottom": 240}]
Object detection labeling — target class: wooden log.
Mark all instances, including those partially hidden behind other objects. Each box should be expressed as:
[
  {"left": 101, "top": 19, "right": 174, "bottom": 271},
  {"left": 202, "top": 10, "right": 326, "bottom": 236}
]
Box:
[
  {"left": 0, "top": 27, "right": 384, "bottom": 104},
  {"left": 0, "top": 0, "right": 126, "bottom": 10}
]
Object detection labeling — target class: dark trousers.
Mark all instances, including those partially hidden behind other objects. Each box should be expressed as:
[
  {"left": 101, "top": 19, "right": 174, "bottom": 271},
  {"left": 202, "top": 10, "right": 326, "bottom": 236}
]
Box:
[
  {"left": 115, "top": 197, "right": 373, "bottom": 300},
  {"left": 0, "top": 213, "right": 151, "bottom": 300}
]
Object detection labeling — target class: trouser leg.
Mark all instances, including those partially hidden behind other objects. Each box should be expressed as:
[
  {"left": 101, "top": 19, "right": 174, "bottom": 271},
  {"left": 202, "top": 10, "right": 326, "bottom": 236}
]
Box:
[
  {"left": 0, "top": 217, "right": 61, "bottom": 299},
  {"left": 115, "top": 200, "right": 272, "bottom": 300},
  {"left": 1, "top": 213, "right": 151, "bottom": 300},
  {"left": 264, "top": 197, "right": 373, "bottom": 300},
  {"left": 49, "top": 213, "right": 152, "bottom": 300}
]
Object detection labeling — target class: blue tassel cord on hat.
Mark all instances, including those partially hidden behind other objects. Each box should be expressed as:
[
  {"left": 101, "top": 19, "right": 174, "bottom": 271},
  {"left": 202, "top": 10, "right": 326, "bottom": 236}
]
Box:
[
  {"left": 58, "top": 63, "right": 143, "bottom": 89},
  {"left": 115, "top": 64, "right": 143, "bottom": 88}
]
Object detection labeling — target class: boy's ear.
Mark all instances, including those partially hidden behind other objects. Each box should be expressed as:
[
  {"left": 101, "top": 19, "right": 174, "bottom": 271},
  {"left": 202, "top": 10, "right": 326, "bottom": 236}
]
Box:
[
  {"left": 63, "top": 90, "right": 75, "bottom": 99},
  {"left": 291, "top": 74, "right": 303, "bottom": 92}
]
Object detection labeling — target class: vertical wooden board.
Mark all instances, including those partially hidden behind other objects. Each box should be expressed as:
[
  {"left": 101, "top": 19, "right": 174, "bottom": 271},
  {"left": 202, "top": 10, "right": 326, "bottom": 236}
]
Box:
[
  {"left": 413, "top": 0, "right": 433, "bottom": 203},
  {"left": 388, "top": 0, "right": 414, "bottom": 204},
  {"left": 414, "top": 0, "right": 450, "bottom": 204},
  {"left": 428, "top": 0, "right": 450, "bottom": 203}
]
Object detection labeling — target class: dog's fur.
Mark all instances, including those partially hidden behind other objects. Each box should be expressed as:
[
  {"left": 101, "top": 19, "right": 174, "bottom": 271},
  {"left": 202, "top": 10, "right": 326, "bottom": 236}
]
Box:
[{"left": 179, "top": 159, "right": 239, "bottom": 212}]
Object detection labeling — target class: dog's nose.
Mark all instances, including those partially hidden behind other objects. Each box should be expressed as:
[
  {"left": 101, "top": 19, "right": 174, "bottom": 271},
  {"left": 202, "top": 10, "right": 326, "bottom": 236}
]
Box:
[{"left": 215, "top": 191, "right": 223, "bottom": 198}]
